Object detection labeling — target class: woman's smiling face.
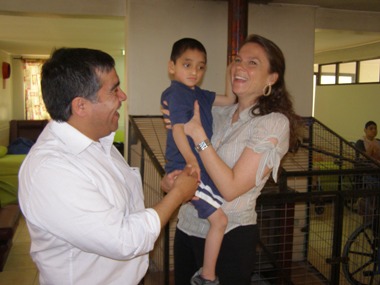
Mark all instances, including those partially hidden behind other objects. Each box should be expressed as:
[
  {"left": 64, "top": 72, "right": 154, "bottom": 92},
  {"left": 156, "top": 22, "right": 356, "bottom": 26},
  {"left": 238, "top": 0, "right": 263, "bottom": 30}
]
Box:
[{"left": 231, "top": 42, "right": 277, "bottom": 103}]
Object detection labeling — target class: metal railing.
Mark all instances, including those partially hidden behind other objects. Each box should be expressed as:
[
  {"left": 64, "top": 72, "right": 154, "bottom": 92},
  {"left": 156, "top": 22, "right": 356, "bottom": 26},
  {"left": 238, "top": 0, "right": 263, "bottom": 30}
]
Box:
[{"left": 128, "top": 115, "right": 380, "bottom": 285}]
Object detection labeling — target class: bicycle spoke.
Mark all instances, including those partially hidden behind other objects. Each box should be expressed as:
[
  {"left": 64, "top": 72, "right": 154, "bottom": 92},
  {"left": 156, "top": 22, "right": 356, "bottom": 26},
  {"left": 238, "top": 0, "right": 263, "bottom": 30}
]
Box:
[
  {"left": 350, "top": 259, "right": 374, "bottom": 276},
  {"left": 348, "top": 250, "right": 373, "bottom": 258}
]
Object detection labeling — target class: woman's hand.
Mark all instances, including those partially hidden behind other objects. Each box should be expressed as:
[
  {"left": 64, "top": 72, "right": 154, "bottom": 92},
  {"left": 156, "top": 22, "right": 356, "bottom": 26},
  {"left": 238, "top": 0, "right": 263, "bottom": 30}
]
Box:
[
  {"left": 184, "top": 101, "right": 206, "bottom": 143},
  {"left": 162, "top": 100, "right": 207, "bottom": 144}
]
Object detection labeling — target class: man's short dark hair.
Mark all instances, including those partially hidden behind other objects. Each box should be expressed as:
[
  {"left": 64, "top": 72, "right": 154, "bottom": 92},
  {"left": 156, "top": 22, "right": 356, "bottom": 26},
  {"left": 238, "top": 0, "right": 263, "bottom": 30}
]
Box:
[
  {"left": 365, "top": 121, "right": 377, "bottom": 129},
  {"left": 170, "top": 38, "right": 207, "bottom": 64},
  {"left": 41, "top": 48, "right": 115, "bottom": 122}
]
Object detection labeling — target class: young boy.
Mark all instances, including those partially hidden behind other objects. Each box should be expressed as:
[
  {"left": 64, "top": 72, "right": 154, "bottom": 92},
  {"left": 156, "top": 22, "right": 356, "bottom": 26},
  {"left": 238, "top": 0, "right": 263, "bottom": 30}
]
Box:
[
  {"left": 161, "top": 38, "right": 235, "bottom": 285},
  {"left": 356, "top": 121, "right": 380, "bottom": 161}
]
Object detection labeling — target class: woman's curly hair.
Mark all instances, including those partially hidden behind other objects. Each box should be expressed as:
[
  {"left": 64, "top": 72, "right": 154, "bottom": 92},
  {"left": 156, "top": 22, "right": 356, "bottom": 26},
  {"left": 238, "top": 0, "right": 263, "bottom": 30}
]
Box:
[{"left": 245, "top": 34, "right": 303, "bottom": 151}]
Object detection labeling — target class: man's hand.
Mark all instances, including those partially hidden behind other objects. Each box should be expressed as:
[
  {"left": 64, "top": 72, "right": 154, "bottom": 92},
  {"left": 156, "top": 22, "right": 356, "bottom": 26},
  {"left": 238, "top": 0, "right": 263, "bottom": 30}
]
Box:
[
  {"left": 155, "top": 165, "right": 198, "bottom": 228},
  {"left": 173, "top": 165, "right": 198, "bottom": 203},
  {"left": 161, "top": 169, "right": 182, "bottom": 193},
  {"left": 161, "top": 165, "right": 198, "bottom": 203}
]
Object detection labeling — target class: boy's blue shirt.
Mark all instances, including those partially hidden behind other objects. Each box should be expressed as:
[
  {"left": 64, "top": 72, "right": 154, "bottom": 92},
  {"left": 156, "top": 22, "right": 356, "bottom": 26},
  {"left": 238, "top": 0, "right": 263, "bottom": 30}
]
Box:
[{"left": 161, "top": 80, "right": 216, "bottom": 172}]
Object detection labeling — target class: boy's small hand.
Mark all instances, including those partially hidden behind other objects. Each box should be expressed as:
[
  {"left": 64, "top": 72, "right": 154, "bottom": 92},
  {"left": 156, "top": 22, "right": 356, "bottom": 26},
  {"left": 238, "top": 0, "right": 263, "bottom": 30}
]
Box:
[{"left": 187, "top": 161, "right": 201, "bottom": 183}]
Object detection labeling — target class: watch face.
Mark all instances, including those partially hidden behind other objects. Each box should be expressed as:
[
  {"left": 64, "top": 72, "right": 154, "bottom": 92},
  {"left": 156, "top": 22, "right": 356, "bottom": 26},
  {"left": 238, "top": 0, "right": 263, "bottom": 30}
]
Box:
[
  {"left": 199, "top": 141, "right": 207, "bottom": 150},
  {"left": 195, "top": 139, "right": 211, "bottom": 152}
]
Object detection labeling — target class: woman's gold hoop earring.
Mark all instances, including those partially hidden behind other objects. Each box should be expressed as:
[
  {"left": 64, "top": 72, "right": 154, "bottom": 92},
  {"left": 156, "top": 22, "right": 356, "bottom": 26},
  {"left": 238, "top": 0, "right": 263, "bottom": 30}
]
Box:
[{"left": 263, "top": 84, "right": 272, "bottom": 96}]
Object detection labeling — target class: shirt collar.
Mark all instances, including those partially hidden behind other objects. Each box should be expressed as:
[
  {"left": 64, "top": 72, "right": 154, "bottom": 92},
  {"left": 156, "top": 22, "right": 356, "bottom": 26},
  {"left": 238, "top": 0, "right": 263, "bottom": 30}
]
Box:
[
  {"left": 50, "top": 120, "right": 115, "bottom": 155},
  {"left": 227, "top": 104, "right": 253, "bottom": 123},
  {"left": 171, "top": 80, "right": 200, "bottom": 92}
]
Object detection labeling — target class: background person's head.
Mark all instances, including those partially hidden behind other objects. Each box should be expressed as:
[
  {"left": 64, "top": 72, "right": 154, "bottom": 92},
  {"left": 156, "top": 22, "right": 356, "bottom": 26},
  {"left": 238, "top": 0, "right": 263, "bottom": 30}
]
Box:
[
  {"left": 41, "top": 48, "right": 115, "bottom": 122},
  {"left": 364, "top": 121, "right": 378, "bottom": 140},
  {"left": 168, "top": 38, "right": 207, "bottom": 89}
]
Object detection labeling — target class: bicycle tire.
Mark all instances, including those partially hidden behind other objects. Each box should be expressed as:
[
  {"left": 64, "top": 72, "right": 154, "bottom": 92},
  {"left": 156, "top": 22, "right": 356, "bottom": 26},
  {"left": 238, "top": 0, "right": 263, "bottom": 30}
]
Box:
[{"left": 342, "top": 222, "right": 380, "bottom": 285}]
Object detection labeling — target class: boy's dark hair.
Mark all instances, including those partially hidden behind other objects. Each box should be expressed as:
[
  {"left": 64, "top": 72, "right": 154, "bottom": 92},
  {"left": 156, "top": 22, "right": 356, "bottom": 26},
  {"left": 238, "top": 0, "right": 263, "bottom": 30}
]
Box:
[
  {"left": 365, "top": 121, "right": 377, "bottom": 129},
  {"left": 170, "top": 38, "right": 207, "bottom": 63},
  {"left": 41, "top": 47, "right": 115, "bottom": 122}
]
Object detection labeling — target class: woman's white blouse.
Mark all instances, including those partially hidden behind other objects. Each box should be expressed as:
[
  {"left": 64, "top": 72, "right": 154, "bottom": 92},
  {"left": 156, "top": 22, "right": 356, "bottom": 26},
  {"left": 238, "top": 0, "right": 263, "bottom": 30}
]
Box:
[{"left": 177, "top": 104, "right": 290, "bottom": 238}]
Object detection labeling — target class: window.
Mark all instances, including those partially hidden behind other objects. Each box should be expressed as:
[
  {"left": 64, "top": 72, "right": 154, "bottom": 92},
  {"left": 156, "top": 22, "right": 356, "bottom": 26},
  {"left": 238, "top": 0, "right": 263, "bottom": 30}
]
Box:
[
  {"left": 320, "top": 64, "right": 336, "bottom": 84},
  {"left": 359, "top": 59, "right": 380, "bottom": 83},
  {"left": 23, "top": 59, "right": 50, "bottom": 120},
  {"left": 317, "top": 58, "right": 380, "bottom": 85},
  {"left": 338, "top": 62, "right": 356, "bottom": 84}
]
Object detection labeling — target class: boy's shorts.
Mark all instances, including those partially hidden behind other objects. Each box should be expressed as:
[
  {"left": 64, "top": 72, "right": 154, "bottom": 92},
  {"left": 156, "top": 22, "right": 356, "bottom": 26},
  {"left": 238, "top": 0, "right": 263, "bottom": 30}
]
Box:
[{"left": 192, "top": 181, "right": 224, "bottom": 219}]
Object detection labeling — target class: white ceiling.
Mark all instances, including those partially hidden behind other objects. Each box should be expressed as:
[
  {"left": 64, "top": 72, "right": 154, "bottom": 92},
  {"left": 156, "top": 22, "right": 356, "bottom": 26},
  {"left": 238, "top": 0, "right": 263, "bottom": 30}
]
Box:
[
  {"left": 0, "top": 0, "right": 379, "bottom": 58},
  {"left": 0, "top": 14, "right": 125, "bottom": 57}
]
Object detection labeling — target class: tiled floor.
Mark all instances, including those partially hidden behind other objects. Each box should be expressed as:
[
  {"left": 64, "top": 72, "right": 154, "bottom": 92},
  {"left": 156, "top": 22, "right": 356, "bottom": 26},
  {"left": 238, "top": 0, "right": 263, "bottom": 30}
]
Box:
[
  {"left": 2, "top": 208, "right": 375, "bottom": 285},
  {"left": 0, "top": 215, "right": 39, "bottom": 285},
  {"left": 0, "top": 213, "right": 335, "bottom": 285}
]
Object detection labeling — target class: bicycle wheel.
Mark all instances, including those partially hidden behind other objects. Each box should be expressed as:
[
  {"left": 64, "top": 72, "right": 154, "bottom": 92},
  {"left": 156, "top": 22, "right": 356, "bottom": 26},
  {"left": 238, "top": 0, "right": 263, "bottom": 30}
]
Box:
[{"left": 342, "top": 222, "right": 380, "bottom": 285}]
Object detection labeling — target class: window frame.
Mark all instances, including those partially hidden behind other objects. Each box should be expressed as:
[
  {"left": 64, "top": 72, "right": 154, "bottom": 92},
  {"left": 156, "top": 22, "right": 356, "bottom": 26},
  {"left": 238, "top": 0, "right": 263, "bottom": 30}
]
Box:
[{"left": 316, "top": 57, "right": 380, "bottom": 86}]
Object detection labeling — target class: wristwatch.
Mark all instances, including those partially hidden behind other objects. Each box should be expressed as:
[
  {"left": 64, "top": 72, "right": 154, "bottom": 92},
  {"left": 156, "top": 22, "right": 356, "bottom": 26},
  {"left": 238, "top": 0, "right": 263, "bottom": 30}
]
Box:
[{"left": 195, "top": 139, "right": 212, "bottom": 152}]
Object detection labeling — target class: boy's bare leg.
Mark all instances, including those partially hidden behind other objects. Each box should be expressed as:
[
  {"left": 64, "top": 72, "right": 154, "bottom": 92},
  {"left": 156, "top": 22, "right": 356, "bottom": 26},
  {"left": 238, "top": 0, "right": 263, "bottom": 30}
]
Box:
[{"left": 201, "top": 208, "right": 228, "bottom": 281}]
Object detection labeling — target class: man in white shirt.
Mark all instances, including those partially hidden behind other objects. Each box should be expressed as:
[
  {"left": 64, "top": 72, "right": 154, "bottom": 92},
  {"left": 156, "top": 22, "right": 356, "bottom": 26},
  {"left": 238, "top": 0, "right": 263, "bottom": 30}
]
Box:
[{"left": 18, "top": 48, "right": 198, "bottom": 285}]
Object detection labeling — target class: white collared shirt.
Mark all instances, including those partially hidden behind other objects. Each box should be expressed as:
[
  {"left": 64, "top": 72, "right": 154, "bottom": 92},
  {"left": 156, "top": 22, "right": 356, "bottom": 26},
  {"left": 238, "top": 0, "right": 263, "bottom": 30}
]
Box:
[{"left": 18, "top": 121, "right": 161, "bottom": 285}]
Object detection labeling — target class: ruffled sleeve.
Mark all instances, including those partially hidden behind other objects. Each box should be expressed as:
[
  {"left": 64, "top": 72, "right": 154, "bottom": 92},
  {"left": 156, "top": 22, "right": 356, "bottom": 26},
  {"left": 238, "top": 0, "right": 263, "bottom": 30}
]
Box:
[{"left": 248, "top": 113, "right": 290, "bottom": 185}]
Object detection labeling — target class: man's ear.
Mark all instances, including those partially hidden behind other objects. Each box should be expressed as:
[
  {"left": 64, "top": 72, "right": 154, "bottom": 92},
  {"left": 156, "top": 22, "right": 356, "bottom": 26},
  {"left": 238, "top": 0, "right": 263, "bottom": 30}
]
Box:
[{"left": 71, "top": 97, "right": 88, "bottom": 117}]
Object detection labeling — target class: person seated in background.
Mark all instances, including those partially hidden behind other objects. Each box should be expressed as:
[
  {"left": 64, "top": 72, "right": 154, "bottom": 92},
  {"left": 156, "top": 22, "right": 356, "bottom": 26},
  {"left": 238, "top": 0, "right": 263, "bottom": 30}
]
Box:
[
  {"left": 355, "top": 120, "right": 380, "bottom": 214},
  {"left": 356, "top": 120, "right": 380, "bottom": 162}
]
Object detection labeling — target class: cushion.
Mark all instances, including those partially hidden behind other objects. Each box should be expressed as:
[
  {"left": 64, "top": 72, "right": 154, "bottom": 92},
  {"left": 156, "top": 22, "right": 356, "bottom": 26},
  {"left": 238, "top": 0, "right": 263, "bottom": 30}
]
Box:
[
  {"left": 7, "top": 137, "right": 34, "bottom": 154},
  {"left": 114, "top": 130, "right": 125, "bottom": 143},
  {"left": 0, "top": 146, "right": 7, "bottom": 158}
]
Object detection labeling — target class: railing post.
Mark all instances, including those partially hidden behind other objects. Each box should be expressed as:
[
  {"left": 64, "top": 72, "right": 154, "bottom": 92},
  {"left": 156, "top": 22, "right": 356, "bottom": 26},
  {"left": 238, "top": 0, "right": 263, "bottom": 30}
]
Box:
[
  {"left": 227, "top": 0, "right": 248, "bottom": 64},
  {"left": 330, "top": 192, "right": 344, "bottom": 284}
]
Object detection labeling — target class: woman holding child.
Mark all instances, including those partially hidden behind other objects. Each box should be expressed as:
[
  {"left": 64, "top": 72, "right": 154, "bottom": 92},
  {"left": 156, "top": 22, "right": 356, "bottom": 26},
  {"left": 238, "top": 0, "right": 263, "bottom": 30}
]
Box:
[{"left": 163, "top": 34, "right": 299, "bottom": 285}]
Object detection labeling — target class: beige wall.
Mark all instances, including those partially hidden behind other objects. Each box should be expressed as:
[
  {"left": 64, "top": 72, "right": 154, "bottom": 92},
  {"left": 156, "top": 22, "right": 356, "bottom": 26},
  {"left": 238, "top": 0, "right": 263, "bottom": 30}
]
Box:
[
  {"left": 10, "top": 59, "right": 25, "bottom": 120},
  {"left": 312, "top": 8, "right": 380, "bottom": 142},
  {"left": 126, "top": 1, "right": 316, "bottom": 117},
  {"left": 248, "top": 4, "right": 316, "bottom": 116},
  {"left": 1, "top": 0, "right": 379, "bottom": 144},
  {"left": 315, "top": 84, "right": 380, "bottom": 142},
  {"left": 126, "top": 0, "right": 229, "bottom": 116}
]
